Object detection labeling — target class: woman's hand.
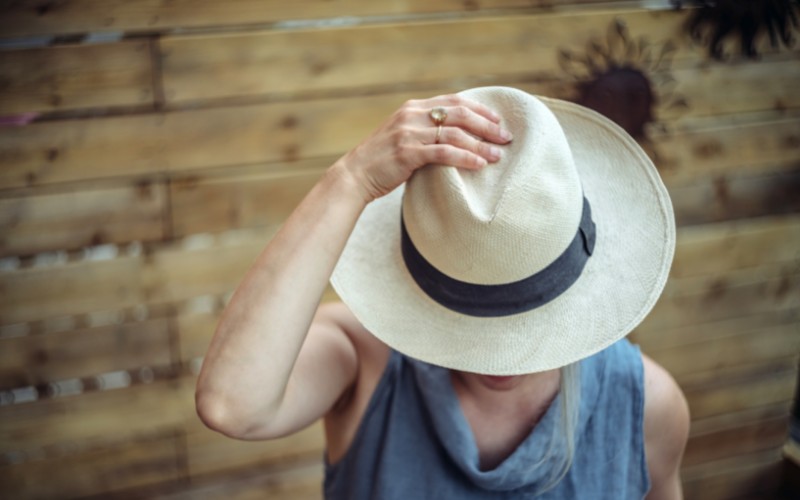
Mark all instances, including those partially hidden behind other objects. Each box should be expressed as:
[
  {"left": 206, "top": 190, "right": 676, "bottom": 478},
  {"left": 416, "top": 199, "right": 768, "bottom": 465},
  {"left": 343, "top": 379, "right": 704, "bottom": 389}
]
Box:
[{"left": 336, "top": 94, "right": 514, "bottom": 203}]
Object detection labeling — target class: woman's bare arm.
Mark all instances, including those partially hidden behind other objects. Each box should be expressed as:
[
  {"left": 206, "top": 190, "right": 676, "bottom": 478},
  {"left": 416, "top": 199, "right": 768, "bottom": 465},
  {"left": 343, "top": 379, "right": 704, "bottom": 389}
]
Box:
[
  {"left": 195, "top": 95, "right": 511, "bottom": 440},
  {"left": 643, "top": 354, "right": 691, "bottom": 500}
]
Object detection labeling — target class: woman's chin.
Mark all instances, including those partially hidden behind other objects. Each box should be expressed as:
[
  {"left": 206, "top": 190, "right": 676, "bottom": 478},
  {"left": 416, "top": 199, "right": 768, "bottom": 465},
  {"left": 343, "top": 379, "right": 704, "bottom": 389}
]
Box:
[{"left": 476, "top": 374, "right": 522, "bottom": 391}]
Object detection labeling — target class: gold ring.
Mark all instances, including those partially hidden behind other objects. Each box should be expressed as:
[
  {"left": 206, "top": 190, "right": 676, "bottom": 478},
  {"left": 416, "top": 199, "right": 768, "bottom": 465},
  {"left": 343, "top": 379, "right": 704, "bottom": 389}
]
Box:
[
  {"left": 435, "top": 125, "right": 443, "bottom": 144},
  {"left": 430, "top": 107, "right": 447, "bottom": 126}
]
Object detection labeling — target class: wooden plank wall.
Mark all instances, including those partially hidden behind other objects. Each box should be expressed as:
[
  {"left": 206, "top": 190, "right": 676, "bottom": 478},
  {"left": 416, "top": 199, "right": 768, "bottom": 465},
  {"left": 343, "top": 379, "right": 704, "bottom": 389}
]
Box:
[{"left": 1, "top": 1, "right": 798, "bottom": 498}]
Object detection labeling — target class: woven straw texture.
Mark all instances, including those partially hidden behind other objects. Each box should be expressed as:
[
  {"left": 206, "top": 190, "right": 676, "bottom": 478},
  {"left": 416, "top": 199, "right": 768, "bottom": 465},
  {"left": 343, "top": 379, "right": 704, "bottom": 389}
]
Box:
[{"left": 331, "top": 87, "right": 675, "bottom": 375}]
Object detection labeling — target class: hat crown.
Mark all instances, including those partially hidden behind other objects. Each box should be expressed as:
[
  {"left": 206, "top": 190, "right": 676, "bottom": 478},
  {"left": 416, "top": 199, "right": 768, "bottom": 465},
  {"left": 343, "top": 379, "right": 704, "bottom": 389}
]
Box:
[{"left": 403, "top": 88, "right": 584, "bottom": 285}]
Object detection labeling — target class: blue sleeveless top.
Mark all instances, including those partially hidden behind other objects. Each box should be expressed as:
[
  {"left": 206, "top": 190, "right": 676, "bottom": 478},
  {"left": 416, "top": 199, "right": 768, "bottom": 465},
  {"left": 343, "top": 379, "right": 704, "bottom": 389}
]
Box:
[{"left": 324, "top": 339, "right": 650, "bottom": 499}]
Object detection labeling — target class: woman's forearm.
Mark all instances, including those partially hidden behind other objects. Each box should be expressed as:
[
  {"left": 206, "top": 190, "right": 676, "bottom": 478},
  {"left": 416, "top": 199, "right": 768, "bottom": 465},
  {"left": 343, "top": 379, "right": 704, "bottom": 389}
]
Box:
[
  {"left": 195, "top": 159, "right": 368, "bottom": 434},
  {"left": 194, "top": 94, "right": 508, "bottom": 437}
]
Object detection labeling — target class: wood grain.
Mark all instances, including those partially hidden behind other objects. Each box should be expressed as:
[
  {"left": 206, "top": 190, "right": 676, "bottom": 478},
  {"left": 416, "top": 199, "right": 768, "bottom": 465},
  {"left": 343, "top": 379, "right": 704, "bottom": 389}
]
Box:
[
  {"left": 645, "top": 321, "right": 799, "bottom": 387},
  {"left": 0, "top": 432, "right": 184, "bottom": 500},
  {"left": 147, "top": 229, "right": 272, "bottom": 305},
  {"left": 0, "top": 179, "right": 167, "bottom": 257},
  {"left": 683, "top": 365, "right": 797, "bottom": 420},
  {"left": 652, "top": 117, "right": 800, "bottom": 184},
  {"left": 0, "top": 377, "right": 192, "bottom": 454},
  {"left": 170, "top": 161, "right": 327, "bottom": 237},
  {"left": 657, "top": 55, "right": 800, "bottom": 122},
  {"left": 2, "top": 92, "right": 797, "bottom": 190},
  {"left": 0, "top": 318, "right": 172, "bottom": 390},
  {"left": 158, "top": 459, "right": 324, "bottom": 500},
  {"left": 670, "top": 167, "right": 800, "bottom": 227},
  {"left": 0, "top": 255, "right": 150, "bottom": 325},
  {"left": 159, "top": 9, "right": 691, "bottom": 104},
  {"left": 186, "top": 421, "right": 324, "bottom": 477},
  {"left": 681, "top": 448, "right": 784, "bottom": 500},
  {"left": 683, "top": 414, "right": 789, "bottom": 467},
  {"left": 642, "top": 269, "right": 800, "bottom": 333},
  {"left": 0, "top": 0, "right": 605, "bottom": 38},
  {"left": 632, "top": 309, "right": 800, "bottom": 351},
  {"left": 0, "top": 110, "right": 173, "bottom": 188},
  {"left": 0, "top": 91, "right": 399, "bottom": 189},
  {"left": 0, "top": 41, "right": 154, "bottom": 115},
  {"left": 670, "top": 215, "right": 800, "bottom": 279}
]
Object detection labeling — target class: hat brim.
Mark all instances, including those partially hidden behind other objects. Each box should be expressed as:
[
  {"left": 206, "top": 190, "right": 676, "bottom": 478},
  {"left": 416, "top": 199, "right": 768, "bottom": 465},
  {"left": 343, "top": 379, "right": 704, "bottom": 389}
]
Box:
[{"left": 331, "top": 96, "right": 675, "bottom": 375}]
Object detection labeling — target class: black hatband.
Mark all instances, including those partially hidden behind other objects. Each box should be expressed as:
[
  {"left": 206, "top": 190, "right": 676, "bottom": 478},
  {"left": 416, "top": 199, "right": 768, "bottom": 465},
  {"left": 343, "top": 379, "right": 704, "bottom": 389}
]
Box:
[{"left": 400, "top": 197, "right": 596, "bottom": 317}]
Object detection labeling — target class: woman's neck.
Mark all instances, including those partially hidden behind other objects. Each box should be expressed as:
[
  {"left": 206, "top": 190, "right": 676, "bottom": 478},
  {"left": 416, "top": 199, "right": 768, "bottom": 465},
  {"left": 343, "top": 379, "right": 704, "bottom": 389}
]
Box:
[
  {"left": 449, "top": 368, "right": 562, "bottom": 471},
  {"left": 450, "top": 368, "right": 561, "bottom": 415}
]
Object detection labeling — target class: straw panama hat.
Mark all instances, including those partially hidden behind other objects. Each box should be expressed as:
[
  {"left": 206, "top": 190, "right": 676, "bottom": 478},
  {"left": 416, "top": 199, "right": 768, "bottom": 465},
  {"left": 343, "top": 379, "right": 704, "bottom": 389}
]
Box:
[{"left": 331, "top": 86, "right": 675, "bottom": 375}]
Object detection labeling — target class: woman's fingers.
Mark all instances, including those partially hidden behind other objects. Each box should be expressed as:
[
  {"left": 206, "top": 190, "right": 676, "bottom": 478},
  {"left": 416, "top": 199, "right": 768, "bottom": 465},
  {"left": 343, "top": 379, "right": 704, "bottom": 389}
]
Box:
[
  {"left": 343, "top": 93, "right": 511, "bottom": 201},
  {"left": 414, "top": 143, "right": 488, "bottom": 171},
  {"left": 435, "top": 127, "right": 502, "bottom": 163},
  {"left": 434, "top": 105, "right": 512, "bottom": 145},
  {"left": 405, "top": 94, "right": 511, "bottom": 146},
  {"left": 425, "top": 94, "right": 502, "bottom": 124}
]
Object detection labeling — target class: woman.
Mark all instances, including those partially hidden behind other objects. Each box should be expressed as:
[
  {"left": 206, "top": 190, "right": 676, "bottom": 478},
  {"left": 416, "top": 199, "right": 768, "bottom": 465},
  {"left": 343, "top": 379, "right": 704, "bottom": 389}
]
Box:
[{"left": 195, "top": 87, "right": 690, "bottom": 499}]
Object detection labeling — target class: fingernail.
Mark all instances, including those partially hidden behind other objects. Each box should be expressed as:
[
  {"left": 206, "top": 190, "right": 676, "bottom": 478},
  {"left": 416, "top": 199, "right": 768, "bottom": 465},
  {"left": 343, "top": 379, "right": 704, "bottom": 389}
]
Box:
[
  {"left": 500, "top": 129, "right": 513, "bottom": 142},
  {"left": 490, "top": 111, "right": 502, "bottom": 122},
  {"left": 489, "top": 146, "right": 502, "bottom": 161}
]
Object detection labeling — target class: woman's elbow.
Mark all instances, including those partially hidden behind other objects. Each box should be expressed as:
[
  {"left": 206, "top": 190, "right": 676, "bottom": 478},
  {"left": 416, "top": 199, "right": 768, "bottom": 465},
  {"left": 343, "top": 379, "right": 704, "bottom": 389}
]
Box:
[
  {"left": 195, "top": 389, "right": 257, "bottom": 439},
  {"left": 195, "top": 389, "right": 283, "bottom": 440}
]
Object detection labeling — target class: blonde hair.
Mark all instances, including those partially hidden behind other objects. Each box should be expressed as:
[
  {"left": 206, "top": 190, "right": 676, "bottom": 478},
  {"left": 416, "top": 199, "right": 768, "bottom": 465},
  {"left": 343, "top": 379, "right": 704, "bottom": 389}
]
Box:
[{"left": 533, "top": 362, "right": 581, "bottom": 494}]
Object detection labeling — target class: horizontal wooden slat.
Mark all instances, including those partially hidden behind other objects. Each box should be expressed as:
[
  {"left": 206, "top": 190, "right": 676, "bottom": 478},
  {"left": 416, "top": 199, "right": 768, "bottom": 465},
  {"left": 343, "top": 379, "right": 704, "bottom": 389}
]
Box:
[
  {"left": 633, "top": 308, "right": 800, "bottom": 351},
  {"left": 0, "top": 433, "right": 183, "bottom": 500},
  {"left": 160, "top": 15, "right": 800, "bottom": 122},
  {"left": 642, "top": 269, "right": 799, "bottom": 333},
  {"left": 148, "top": 232, "right": 271, "bottom": 305},
  {"left": 0, "top": 91, "right": 393, "bottom": 188},
  {"left": 657, "top": 56, "right": 800, "bottom": 122},
  {"left": 159, "top": 9, "right": 692, "bottom": 104},
  {"left": 644, "top": 321, "right": 799, "bottom": 387},
  {"left": 688, "top": 401, "right": 793, "bottom": 437},
  {"left": 681, "top": 448, "right": 784, "bottom": 500},
  {"left": 670, "top": 167, "right": 800, "bottom": 227},
  {"left": 0, "top": 318, "right": 172, "bottom": 389},
  {"left": 0, "top": 377, "right": 192, "bottom": 454},
  {"left": 158, "top": 459, "right": 324, "bottom": 500},
  {"left": 170, "top": 162, "right": 326, "bottom": 237},
  {"left": 0, "top": 255, "right": 150, "bottom": 325},
  {"left": 187, "top": 421, "right": 324, "bottom": 477},
  {"left": 0, "top": 41, "right": 154, "bottom": 115},
  {"left": 670, "top": 215, "right": 800, "bottom": 279},
  {"left": 0, "top": 179, "right": 167, "bottom": 257},
  {"left": 0, "top": 369, "right": 323, "bottom": 471},
  {"left": 0, "top": 0, "right": 631, "bottom": 39},
  {"left": 683, "top": 414, "right": 788, "bottom": 467},
  {"left": 651, "top": 117, "right": 800, "bottom": 184},
  {"left": 684, "top": 365, "right": 797, "bottom": 420}
]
